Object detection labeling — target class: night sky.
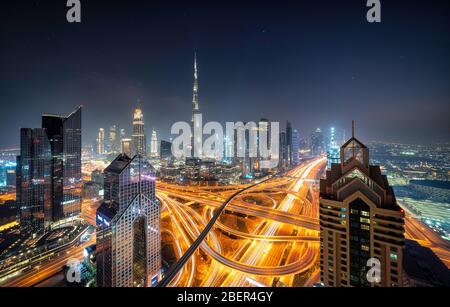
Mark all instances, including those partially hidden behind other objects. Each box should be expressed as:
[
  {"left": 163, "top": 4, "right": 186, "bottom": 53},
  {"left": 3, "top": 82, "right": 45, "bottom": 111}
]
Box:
[{"left": 1, "top": 0, "right": 449, "bottom": 148}]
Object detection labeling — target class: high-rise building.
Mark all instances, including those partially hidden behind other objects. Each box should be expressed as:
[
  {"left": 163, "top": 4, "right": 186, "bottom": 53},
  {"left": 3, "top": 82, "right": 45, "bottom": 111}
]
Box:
[
  {"left": 96, "top": 154, "right": 160, "bottom": 287},
  {"left": 311, "top": 128, "right": 325, "bottom": 156},
  {"left": 120, "top": 128, "right": 126, "bottom": 140},
  {"left": 190, "top": 53, "right": 202, "bottom": 159},
  {"left": 132, "top": 107, "right": 146, "bottom": 157},
  {"left": 109, "top": 125, "right": 118, "bottom": 154},
  {"left": 327, "top": 127, "right": 340, "bottom": 169},
  {"left": 286, "top": 121, "right": 293, "bottom": 166},
  {"left": 121, "top": 138, "right": 132, "bottom": 158},
  {"left": 279, "top": 131, "right": 287, "bottom": 169},
  {"left": 42, "top": 106, "right": 82, "bottom": 221},
  {"left": 160, "top": 140, "right": 173, "bottom": 161},
  {"left": 319, "top": 124, "right": 405, "bottom": 287},
  {"left": 17, "top": 128, "right": 52, "bottom": 233},
  {"left": 18, "top": 106, "right": 82, "bottom": 233},
  {"left": 150, "top": 130, "right": 158, "bottom": 158},
  {"left": 292, "top": 129, "right": 300, "bottom": 166},
  {"left": 97, "top": 128, "right": 105, "bottom": 155}
]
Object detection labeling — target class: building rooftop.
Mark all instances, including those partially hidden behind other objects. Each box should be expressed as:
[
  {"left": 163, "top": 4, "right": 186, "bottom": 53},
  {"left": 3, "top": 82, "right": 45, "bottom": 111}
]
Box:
[{"left": 104, "top": 154, "right": 133, "bottom": 175}]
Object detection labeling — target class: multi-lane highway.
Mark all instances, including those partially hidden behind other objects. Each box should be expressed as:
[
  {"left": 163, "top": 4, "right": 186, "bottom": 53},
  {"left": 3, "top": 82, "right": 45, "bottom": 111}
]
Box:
[{"left": 2, "top": 157, "right": 449, "bottom": 287}]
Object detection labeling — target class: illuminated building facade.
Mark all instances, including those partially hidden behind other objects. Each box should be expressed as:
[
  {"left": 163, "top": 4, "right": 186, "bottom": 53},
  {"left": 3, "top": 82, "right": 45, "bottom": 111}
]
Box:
[
  {"left": 150, "top": 130, "right": 158, "bottom": 158},
  {"left": 97, "top": 128, "right": 105, "bottom": 155},
  {"left": 190, "top": 53, "right": 201, "bottom": 159},
  {"left": 292, "top": 129, "right": 300, "bottom": 166},
  {"left": 121, "top": 138, "right": 132, "bottom": 158},
  {"left": 132, "top": 107, "right": 146, "bottom": 157},
  {"left": 319, "top": 125, "right": 405, "bottom": 287},
  {"left": 327, "top": 127, "right": 340, "bottom": 169},
  {"left": 109, "top": 125, "right": 119, "bottom": 154},
  {"left": 96, "top": 154, "right": 160, "bottom": 287}
]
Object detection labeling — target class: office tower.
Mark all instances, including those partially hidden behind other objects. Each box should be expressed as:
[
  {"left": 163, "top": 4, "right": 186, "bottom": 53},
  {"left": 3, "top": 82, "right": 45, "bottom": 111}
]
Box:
[
  {"left": 292, "top": 129, "right": 300, "bottom": 166},
  {"left": 150, "top": 130, "right": 158, "bottom": 158},
  {"left": 96, "top": 154, "right": 160, "bottom": 287},
  {"left": 258, "top": 119, "right": 270, "bottom": 167},
  {"left": 160, "top": 140, "right": 173, "bottom": 161},
  {"left": 120, "top": 128, "right": 126, "bottom": 140},
  {"left": 132, "top": 107, "right": 146, "bottom": 157},
  {"left": 17, "top": 128, "right": 52, "bottom": 233},
  {"left": 17, "top": 106, "right": 82, "bottom": 232},
  {"left": 97, "top": 128, "right": 105, "bottom": 155},
  {"left": 109, "top": 125, "right": 118, "bottom": 154},
  {"left": 319, "top": 123, "right": 405, "bottom": 287},
  {"left": 286, "top": 121, "right": 293, "bottom": 166},
  {"left": 190, "top": 53, "right": 201, "bottom": 159},
  {"left": 311, "top": 128, "right": 325, "bottom": 156},
  {"left": 279, "top": 131, "right": 289, "bottom": 169},
  {"left": 121, "top": 138, "right": 132, "bottom": 158},
  {"left": 42, "top": 106, "right": 82, "bottom": 221},
  {"left": 327, "top": 127, "right": 340, "bottom": 169}
]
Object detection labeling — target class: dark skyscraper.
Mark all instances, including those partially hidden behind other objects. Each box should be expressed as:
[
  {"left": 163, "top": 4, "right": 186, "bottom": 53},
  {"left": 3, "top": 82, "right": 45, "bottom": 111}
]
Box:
[
  {"left": 17, "top": 128, "right": 52, "bottom": 233},
  {"left": 286, "top": 121, "right": 293, "bottom": 166},
  {"left": 17, "top": 107, "right": 82, "bottom": 233},
  {"left": 319, "top": 125, "right": 405, "bottom": 287},
  {"left": 311, "top": 128, "right": 325, "bottom": 156},
  {"left": 42, "top": 106, "right": 82, "bottom": 221},
  {"left": 160, "top": 140, "right": 173, "bottom": 161},
  {"left": 96, "top": 154, "right": 160, "bottom": 287}
]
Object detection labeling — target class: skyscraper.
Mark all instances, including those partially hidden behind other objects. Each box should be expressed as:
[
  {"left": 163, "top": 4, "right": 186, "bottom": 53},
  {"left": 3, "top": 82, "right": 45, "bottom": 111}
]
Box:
[
  {"left": 311, "top": 128, "right": 325, "bottom": 156},
  {"left": 109, "top": 125, "right": 118, "bottom": 154},
  {"left": 17, "top": 128, "right": 52, "bottom": 233},
  {"left": 42, "top": 106, "right": 82, "bottom": 221},
  {"left": 190, "top": 53, "right": 202, "bottom": 159},
  {"left": 132, "top": 107, "right": 146, "bottom": 157},
  {"left": 96, "top": 154, "right": 160, "bottom": 287},
  {"left": 97, "top": 128, "right": 105, "bottom": 155},
  {"left": 319, "top": 124, "right": 405, "bottom": 287},
  {"left": 150, "top": 130, "right": 158, "bottom": 158},
  {"left": 279, "top": 131, "right": 287, "bottom": 169},
  {"left": 292, "top": 129, "right": 300, "bottom": 166},
  {"left": 327, "top": 127, "right": 340, "bottom": 169},
  {"left": 17, "top": 106, "right": 82, "bottom": 233},
  {"left": 160, "top": 140, "right": 173, "bottom": 161},
  {"left": 286, "top": 121, "right": 293, "bottom": 166},
  {"left": 121, "top": 138, "right": 132, "bottom": 158}
]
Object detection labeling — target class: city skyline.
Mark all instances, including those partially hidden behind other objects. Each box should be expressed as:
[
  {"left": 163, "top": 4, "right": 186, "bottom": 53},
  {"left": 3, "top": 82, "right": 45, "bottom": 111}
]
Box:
[{"left": 1, "top": 0, "right": 449, "bottom": 148}]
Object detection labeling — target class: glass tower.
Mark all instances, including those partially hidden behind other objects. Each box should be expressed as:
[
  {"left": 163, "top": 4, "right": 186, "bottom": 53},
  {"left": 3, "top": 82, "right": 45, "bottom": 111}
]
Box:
[
  {"left": 96, "top": 154, "right": 160, "bottom": 287},
  {"left": 42, "top": 106, "right": 82, "bottom": 221},
  {"left": 17, "top": 128, "right": 53, "bottom": 233}
]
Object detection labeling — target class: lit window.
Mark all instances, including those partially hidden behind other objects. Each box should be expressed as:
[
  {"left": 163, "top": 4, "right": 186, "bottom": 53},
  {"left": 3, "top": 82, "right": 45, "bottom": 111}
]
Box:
[
  {"left": 361, "top": 211, "right": 370, "bottom": 217},
  {"left": 390, "top": 253, "right": 398, "bottom": 261}
]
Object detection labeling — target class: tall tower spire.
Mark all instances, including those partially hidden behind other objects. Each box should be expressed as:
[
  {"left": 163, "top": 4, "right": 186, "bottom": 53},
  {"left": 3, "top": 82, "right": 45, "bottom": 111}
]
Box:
[{"left": 192, "top": 52, "right": 200, "bottom": 116}]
